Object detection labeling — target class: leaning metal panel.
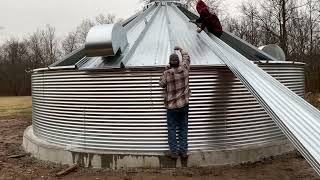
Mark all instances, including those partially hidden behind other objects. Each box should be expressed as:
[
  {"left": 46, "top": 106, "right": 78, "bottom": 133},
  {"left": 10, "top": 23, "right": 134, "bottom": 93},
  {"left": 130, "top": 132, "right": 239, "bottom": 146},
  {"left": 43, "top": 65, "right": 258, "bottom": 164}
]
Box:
[
  {"left": 31, "top": 63, "right": 304, "bottom": 153},
  {"left": 207, "top": 29, "right": 320, "bottom": 174}
]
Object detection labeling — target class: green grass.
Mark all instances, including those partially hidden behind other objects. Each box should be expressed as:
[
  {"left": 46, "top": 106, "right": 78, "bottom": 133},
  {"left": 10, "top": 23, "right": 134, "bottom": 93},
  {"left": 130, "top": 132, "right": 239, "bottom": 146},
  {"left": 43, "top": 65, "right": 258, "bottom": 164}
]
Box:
[{"left": 0, "top": 96, "right": 32, "bottom": 119}]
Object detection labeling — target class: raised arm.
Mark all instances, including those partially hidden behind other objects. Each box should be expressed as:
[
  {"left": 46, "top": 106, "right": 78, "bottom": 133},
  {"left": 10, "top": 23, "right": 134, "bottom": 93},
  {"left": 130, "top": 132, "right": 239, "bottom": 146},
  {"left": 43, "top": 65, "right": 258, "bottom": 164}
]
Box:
[{"left": 174, "top": 46, "right": 190, "bottom": 71}]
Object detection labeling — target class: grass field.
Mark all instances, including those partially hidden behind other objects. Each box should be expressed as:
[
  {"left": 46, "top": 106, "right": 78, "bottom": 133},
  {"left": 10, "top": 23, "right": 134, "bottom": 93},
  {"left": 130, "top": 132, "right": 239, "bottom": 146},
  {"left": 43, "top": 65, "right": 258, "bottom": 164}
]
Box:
[{"left": 0, "top": 96, "right": 32, "bottom": 119}]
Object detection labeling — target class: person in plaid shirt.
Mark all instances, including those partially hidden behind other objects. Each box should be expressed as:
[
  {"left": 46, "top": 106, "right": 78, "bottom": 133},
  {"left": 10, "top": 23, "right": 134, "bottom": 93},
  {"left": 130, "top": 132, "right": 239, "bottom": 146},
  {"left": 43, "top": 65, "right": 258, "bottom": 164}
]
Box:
[{"left": 159, "top": 46, "right": 191, "bottom": 159}]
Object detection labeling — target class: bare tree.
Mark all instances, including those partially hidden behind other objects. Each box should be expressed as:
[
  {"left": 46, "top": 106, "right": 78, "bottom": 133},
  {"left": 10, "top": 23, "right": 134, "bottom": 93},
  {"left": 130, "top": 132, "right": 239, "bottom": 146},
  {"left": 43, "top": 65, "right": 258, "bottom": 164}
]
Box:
[
  {"left": 239, "top": 2, "right": 262, "bottom": 46},
  {"left": 237, "top": 0, "right": 301, "bottom": 56},
  {"left": 0, "top": 39, "right": 29, "bottom": 95},
  {"left": 0, "top": 12, "right": 119, "bottom": 95},
  {"left": 76, "top": 19, "right": 95, "bottom": 44},
  {"left": 304, "top": 0, "right": 320, "bottom": 54},
  {"left": 185, "top": 0, "right": 226, "bottom": 16},
  {"left": 66, "top": 13, "right": 116, "bottom": 49},
  {"left": 139, "top": 0, "right": 149, "bottom": 5},
  {"left": 0, "top": 25, "right": 61, "bottom": 95},
  {"left": 26, "top": 25, "right": 61, "bottom": 67},
  {"left": 41, "top": 25, "right": 61, "bottom": 64},
  {"left": 95, "top": 14, "right": 116, "bottom": 25},
  {"left": 224, "top": 17, "right": 248, "bottom": 39},
  {"left": 26, "top": 30, "right": 45, "bottom": 68},
  {"left": 61, "top": 31, "right": 80, "bottom": 54}
]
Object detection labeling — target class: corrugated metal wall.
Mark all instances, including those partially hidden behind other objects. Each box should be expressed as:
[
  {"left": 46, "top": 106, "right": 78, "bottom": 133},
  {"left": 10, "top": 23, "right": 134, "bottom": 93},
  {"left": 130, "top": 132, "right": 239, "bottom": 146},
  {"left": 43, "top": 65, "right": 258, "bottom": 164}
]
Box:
[{"left": 32, "top": 63, "right": 304, "bottom": 152}]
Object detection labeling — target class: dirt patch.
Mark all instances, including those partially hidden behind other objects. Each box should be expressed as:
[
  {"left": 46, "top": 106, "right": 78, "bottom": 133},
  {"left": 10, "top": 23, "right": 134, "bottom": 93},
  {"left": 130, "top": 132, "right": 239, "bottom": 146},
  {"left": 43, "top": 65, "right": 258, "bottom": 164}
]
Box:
[
  {"left": 0, "top": 118, "right": 319, "bottom": 180},
  {"left": 306, "top": 93, "right": 320, "bottom": 109}
]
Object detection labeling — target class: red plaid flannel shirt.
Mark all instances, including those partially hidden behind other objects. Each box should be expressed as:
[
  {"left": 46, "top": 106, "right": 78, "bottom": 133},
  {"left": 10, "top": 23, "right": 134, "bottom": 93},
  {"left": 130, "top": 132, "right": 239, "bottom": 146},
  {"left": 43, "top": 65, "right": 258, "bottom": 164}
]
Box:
[{"left": 159, "top": 50, "right": 191, "bottom": 109}]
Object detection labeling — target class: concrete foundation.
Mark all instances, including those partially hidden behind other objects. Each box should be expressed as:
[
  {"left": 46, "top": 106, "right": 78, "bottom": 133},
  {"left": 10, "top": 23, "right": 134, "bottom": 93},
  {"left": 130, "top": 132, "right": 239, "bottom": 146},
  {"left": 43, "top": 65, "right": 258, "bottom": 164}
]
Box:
[{"left": 23, "top": 126, "right": 295, "bottom": 169}]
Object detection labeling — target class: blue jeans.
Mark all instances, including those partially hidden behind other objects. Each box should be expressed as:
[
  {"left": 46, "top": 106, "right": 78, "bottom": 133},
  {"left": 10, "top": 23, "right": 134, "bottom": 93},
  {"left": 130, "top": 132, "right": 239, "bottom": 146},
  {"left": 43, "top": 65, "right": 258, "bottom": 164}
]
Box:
[{"left": 166, "top": 105, "right": 189, "bottom": 155}]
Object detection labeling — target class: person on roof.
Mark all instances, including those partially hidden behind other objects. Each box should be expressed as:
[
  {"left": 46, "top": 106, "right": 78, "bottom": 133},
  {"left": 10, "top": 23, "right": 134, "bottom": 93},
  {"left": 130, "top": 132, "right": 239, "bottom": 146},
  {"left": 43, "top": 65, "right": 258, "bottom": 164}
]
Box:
[
  {"left": 159, "top": 46, "right": 191, "bottom": 160},
  {"left": 190, "top": 0, "right": 223, "bottom": 38}
]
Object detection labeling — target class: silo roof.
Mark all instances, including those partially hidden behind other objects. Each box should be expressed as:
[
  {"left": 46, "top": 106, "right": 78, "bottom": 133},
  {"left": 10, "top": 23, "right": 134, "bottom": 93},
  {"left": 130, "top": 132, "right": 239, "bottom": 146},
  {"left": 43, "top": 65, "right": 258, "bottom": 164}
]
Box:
[
  {"left": 48, "top": 1, "right": 276, "bottom": 70},
  {"left": 78, "top": 3, "right": 224, "bottom": 70}
]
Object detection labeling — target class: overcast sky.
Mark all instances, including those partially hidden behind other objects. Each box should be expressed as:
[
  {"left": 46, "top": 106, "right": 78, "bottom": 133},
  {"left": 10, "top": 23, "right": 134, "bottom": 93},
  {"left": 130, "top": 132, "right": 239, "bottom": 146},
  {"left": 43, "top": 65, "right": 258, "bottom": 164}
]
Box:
[{"left": 0, "top": 0, "right": 243, "bottom": 43}]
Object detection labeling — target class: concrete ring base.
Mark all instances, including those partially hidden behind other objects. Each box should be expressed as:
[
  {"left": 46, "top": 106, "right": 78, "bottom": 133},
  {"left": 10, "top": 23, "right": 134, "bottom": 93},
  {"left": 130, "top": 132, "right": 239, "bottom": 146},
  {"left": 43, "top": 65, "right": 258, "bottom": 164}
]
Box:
[{"left": 23, "top": 126, "right": 295, "bottom": 169}]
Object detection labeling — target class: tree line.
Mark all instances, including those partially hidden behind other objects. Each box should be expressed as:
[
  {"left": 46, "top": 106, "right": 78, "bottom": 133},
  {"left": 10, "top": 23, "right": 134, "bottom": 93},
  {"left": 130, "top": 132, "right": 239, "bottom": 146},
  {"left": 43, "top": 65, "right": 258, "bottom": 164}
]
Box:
[
  {"left": 0, "top": 14, "right": 117, "bottom": 96},
  {"left": 0, "top": 0, "right": 319, "bottom": 96},
  {"left": 188, "top": 0, "right": 319, "bottom": 93},
  {"left": 220, "top": 0, "right": 320, "bottom": 93}
]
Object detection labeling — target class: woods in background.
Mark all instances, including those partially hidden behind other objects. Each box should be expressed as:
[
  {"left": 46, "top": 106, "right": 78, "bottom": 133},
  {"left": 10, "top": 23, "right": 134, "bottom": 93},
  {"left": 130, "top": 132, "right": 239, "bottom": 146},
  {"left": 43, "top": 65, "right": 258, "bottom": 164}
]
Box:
[
  {"left": 222, "top": 0, "right": 320, "bottom": 93},
  {"left": 0, "top": 14, "right": 117, "bottom": 96},
  {"left": 0, "top": 1, "right": 319, "bottom": 95}
]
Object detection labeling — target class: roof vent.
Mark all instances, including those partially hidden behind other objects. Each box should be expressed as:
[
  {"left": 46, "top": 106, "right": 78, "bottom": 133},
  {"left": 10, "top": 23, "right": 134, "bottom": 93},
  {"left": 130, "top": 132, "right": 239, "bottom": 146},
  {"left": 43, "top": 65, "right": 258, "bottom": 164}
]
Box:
[
  {"left": 258, "top": 44, "right": 286, "bottom": 61},
  {"left": 85, "top": 23, "right": 128, "bottom": 57}
]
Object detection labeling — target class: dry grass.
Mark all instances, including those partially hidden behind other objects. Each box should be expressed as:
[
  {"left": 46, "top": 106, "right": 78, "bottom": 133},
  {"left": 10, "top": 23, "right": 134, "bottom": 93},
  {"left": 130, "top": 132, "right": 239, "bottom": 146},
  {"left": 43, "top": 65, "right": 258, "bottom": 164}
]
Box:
[
  {"left": 306, "top": 93, "right": 320, "bottom": 110},
  {"left": 0, "top": 96, "right": 32, "bottom": 119}
]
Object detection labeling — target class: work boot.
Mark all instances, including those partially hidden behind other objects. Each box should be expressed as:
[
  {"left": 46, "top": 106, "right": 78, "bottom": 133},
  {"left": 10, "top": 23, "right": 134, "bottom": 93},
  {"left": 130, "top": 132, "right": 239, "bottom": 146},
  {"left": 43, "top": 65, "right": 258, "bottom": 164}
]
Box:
[
  {"left": 179, "top": 152, "right": 189, "bottom": 159},
  {"left": 165, "top": 151, "right": 178, "bottom": 159}
]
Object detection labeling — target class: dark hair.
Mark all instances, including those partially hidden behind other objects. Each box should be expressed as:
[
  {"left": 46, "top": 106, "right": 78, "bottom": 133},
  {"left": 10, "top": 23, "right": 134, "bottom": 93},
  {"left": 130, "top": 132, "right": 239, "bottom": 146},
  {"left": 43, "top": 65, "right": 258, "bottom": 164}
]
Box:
[{"left": 169, "top": 53, "right": 180, "bottom": 68}]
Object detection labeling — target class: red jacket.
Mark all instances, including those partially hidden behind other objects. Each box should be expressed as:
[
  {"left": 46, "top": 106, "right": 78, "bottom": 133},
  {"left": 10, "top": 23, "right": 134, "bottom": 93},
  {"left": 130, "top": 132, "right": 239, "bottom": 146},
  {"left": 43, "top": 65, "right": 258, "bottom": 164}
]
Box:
[{"left": 196, "top": 0, "right": 222, "bottom": 33}]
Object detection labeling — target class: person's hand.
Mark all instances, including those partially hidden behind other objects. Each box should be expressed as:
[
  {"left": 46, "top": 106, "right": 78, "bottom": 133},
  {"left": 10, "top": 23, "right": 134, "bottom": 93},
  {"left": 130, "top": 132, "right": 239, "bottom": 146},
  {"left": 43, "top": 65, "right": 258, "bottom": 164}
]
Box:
[
  {"left": 189, "top": 19, "right": 196, "bottom": 24},
  {"left": 197, "top": 28, "right": 202, "bottom": 33},
  {"left": 165, "top": 65, "right": 171, "bottom": 70},
  {"left": 174, "top": 46, "right": 183, "bottom": 51},
  {"left": 195, "top": 23, "right": 202, "bottom": 28}
]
